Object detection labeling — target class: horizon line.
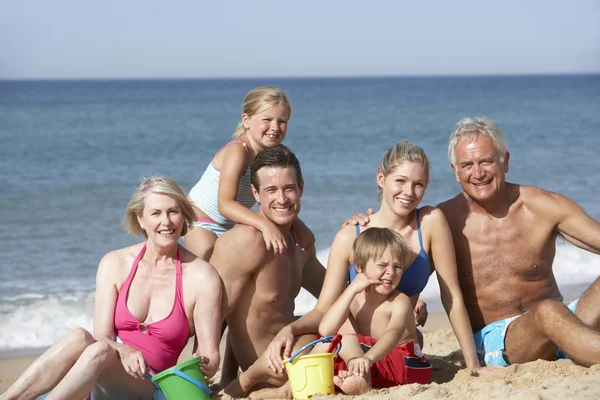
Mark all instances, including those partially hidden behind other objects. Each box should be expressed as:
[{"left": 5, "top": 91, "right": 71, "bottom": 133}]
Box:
[{"left": 1, "top": 71, "right": 599, "bottom": 82}]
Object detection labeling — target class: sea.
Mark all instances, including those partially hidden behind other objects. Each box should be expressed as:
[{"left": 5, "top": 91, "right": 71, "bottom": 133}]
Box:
[{"left": 1, "top": 75, "right": 599, "bottom": 355}]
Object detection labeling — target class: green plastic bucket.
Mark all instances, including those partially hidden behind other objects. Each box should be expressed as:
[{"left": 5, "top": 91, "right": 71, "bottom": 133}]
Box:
[{"left": 151, "top": 356, "right": 211, "bottom": 400}]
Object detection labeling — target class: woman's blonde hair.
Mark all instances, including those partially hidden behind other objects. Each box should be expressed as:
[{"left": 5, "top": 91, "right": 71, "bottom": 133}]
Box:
[
  {"left": 377, "top": 140, "right": 430, "bottom": 203},
  {"left": 352, "top": 227, "right": 410, "bottom": 271},
  {"left": 124, "top": 174, "right": 196, "bottom": 238},
  {"left": 232, "top": 86, "right": 292, "bottom": 138}
]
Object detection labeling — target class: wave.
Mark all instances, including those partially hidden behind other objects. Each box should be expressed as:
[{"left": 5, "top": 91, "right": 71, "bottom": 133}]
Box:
[
  {"left": 0, "top": 292, "right": 94, "bottom": 351},
  {"left": 0, "top": 243, "right": 597, "bottom": 351}
]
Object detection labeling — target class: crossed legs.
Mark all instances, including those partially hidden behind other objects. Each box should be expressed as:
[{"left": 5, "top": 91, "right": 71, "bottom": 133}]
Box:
[{"left": 504, "top": 277, "right": 600, "bottom": 366}]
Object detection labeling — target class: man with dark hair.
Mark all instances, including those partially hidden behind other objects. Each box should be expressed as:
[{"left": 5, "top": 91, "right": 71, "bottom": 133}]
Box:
[{"left": 210, "top": 147, "right": 325, "bottom": 397}]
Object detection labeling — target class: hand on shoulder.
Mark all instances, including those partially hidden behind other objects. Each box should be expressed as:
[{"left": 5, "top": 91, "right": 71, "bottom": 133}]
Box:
[{"left": 339, "top": 208, "right": 374, "bottom": 230}]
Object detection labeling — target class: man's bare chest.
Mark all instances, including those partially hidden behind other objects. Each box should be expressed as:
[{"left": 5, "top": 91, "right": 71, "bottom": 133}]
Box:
[
  {"left": 456, "top": 214, "right": 555, "bottom": 282},
  {"left": 253, "top": 253, "right": 304, "bottom": 304}
]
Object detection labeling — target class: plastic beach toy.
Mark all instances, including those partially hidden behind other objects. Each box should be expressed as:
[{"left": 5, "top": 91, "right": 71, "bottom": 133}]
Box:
[
  {"left": 151, "top": 356, "right": 211, "bottom": 400},
  {"left": 283, "top": 334, "right": 342, "bottom": 399}
]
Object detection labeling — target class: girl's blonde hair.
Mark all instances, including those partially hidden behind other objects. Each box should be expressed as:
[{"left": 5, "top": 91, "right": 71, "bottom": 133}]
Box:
[
  {"left": 377, "top": 140, "right": 430, "bottom": 203},
  {"left": 124, "top": 174, "right": 196, "bottom": 238},
  {"left": 232, "top": 86, "right": 292, "bottom": 138}
]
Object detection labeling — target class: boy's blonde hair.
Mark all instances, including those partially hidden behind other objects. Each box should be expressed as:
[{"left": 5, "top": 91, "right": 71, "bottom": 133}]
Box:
[
  {"left": 232, "top": 86, "right": 292, "bottom": 138},
  {"left": 352, "top": 227, "right": 410, "bottom": 271}
]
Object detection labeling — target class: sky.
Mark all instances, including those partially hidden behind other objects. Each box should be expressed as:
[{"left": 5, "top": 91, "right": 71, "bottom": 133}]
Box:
[{"left": 1, "top": 0, "right": 599, "bottom": 79}]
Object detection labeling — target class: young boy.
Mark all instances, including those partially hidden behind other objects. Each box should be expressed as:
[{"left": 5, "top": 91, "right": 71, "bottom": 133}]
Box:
[{"left": 319, "top": 227, "right": 433, "bottom": 395}]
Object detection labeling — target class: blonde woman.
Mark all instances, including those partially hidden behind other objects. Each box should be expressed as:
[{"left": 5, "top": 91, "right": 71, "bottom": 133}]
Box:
[{"left": 3, "top": 175, "right": 222, "bottom": 400}]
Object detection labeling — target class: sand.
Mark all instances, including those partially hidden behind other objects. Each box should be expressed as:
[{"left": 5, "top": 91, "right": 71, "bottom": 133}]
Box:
[{"left": 2, "top": 312, "right": 600, "bottom": 399}]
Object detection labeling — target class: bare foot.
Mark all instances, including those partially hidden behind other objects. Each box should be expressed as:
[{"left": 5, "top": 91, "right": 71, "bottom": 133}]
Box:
[
  {"left": 249, "top": 383, "right": 293, "bottom": 400},
  {"left": 333, "top": 370, "right": 370, "bottom": 395}
]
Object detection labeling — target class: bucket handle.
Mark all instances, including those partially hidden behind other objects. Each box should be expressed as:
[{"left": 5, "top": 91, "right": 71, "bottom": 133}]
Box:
[
  {"left": 288, "top": 334, "right": 343, "bottom": 364},
  {"left": 172, "top": 368, "right": 212, "bottom": 395}
]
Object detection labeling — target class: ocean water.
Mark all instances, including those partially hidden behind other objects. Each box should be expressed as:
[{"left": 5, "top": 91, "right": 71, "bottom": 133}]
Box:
[{"left": 1, "top": 75, "right": 599, "bottom": 353}]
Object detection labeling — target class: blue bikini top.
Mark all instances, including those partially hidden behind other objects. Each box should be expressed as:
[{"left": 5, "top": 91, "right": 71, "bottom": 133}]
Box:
[{"left": 348, "top": 209, "right": 432, "bottom": 297}]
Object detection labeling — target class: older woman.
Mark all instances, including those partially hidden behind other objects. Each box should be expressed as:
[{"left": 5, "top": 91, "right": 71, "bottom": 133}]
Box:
[{"left": 2, "top": 175, "right": 222, "bottom": 400}]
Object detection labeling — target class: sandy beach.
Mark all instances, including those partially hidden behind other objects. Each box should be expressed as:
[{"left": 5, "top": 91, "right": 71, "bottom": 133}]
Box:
[{"left": 2, "top": 311, "right": 600, "bottom": 399}]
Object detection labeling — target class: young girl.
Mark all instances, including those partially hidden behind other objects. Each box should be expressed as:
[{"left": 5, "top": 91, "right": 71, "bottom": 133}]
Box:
[{"left": 185, "top": 86, "right": 312, "bottom": 260}]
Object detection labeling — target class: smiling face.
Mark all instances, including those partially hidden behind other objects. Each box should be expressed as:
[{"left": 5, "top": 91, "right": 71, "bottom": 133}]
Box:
[
  {"left": 452, "top": 133, "right": 509, "bottom": 203},
  {"left": 136, "top": 192, "right": 185, "bottom": 247},
  {"left": 252, "top": 165, "right": 303, "bottom": 228},
  {"left": 358, "top": 248, "right": 404, "bottom": 295},
  {"left": 242, "top": 104, "right": 289, "bottom": 150},
  {"left": 377, "top": 161, "right": 427, "bottom": 217}
]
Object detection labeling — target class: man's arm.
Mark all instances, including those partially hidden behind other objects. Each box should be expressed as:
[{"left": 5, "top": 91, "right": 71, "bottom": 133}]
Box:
[
  {"left": 263, "top": 226, "right": 357, "bottom": 373},
  {"left": 301, "top": 245, "right": 326, "bottom": 299},
  {"left": 209, "top": 226, "right": 268, "bottom": 320},
  {"left": 544, "top": 190, "right": 600, "bottom": 254}
]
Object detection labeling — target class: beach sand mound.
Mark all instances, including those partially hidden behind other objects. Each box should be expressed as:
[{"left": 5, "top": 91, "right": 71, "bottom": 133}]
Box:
[
  {"left": 219, "top": 329, "right": 600, "bottom": 400},
  {"left": 3, "top": 329, "right": 600, "bottom": 399},
  {"left": 307, "top": 329, "right": 600, "bottom": 400}
]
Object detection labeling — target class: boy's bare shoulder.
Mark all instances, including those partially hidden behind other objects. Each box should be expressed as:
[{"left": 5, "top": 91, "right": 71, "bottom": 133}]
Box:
[{"left": 386, "top": 290, "right": 412, "bottom": 312}]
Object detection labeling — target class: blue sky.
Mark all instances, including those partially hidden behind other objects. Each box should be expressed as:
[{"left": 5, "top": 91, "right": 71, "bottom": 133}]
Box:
[{"left": 1, "top": 0, "right": 598, "bottom": 79}]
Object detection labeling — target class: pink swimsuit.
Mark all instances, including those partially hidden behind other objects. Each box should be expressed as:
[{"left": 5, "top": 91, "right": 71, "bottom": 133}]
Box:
[{"left": 114, "top": 243, "right": 190, "bottom": 372}]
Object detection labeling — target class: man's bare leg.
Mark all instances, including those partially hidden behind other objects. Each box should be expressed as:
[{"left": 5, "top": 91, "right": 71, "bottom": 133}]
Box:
[
  {"left": 248, "top": 382, "right": 292, "bottom": 400},
  {"left": 504, "top": 298, "right": 600, "bottom": 366},
  {"left": 223, "top": 335, "right": 316, "bottom": 399},
  {"left": 574, "top": 277, "right": 600, "bottom": 329},
  {"left": 3, "top": 328, "right": 95, "bottom": 400}
]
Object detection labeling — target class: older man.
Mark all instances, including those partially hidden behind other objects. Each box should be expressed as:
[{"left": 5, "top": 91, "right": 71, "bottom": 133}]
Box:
[
  {"left": 209, "top": 147, "right": 325, "bottom": 397},
  {"left": 437, "top": 117, "right": 600, "bottom": 367}
]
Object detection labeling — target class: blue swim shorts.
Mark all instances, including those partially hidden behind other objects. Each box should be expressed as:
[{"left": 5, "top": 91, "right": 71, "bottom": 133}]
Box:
[{"left": 473, "top": 299, "right": 579, "bottom": 366}]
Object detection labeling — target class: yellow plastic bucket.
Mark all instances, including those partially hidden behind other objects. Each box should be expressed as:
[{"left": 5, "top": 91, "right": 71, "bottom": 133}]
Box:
[{"left": 283, "top": 335, "right": 342, "bottom": 399}]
